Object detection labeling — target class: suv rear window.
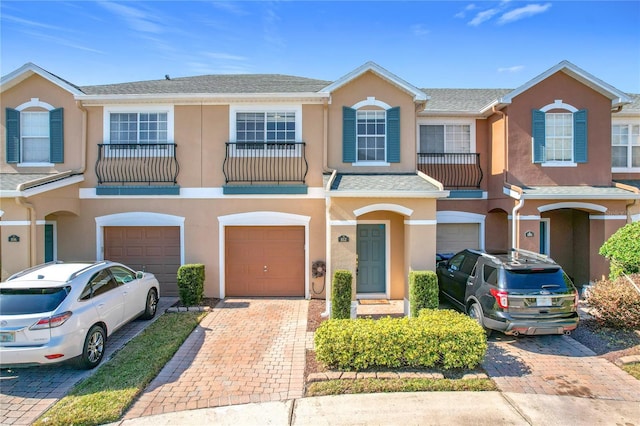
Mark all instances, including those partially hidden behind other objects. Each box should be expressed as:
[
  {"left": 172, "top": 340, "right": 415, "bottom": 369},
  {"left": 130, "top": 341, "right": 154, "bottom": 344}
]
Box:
[
  {"left": 504, "top": 269, "right": 572, "bottom": 290},
  {"left": 0, "top": 287, "right": 70, "bottom": 315}
]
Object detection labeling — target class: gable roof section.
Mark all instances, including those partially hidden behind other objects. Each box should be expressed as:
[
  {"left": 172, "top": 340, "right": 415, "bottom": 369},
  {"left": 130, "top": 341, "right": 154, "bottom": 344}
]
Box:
[
  {"left": 483, "top": 60, "right": 631, "bottom": 113},
  {"left": 320, "top": 61, "right": 428, "bottom": 103},
  {"left": 0, "top": 63, "right": 85, "bottom": 95}
]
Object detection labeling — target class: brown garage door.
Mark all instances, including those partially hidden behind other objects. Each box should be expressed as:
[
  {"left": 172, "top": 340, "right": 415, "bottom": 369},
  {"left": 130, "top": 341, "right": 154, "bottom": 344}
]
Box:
[
  {"left": 104, "top": 226, "right": 180, "bottom": 296},
  {"left": 226, "top": 226, "right": 304, "bottom": 297}
]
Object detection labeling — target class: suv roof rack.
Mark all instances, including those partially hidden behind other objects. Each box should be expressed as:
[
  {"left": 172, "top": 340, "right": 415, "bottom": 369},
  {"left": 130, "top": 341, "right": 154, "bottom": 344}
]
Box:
[
  {"left": 7, "top": 260, "right": 65, "bottom": 280},
  {"left": 67, "top": 261, "right": 110, "bottom": 282},
  {"left": 508, "top": 248, "right": 557, "bottom": 265}
]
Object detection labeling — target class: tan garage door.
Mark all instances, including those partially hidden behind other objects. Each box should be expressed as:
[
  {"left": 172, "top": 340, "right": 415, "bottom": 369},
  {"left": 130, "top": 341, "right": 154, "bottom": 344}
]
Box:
[
  {"left": 226, "top": 226, "right": 304, "bottom": 297},
  {"left": 437, "top": 223, "right": 480, "bottom": 254},
  {"left": 104, "top": 226, "right": 180, "bottom": 296}
]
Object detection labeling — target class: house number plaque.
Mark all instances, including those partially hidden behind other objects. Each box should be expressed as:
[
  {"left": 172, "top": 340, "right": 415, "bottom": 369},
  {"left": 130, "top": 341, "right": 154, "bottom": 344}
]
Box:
[
  {"left": 8, "top": 235, "right": 20, "bottom": 242},
  {"left": 338, "top": 235, "right": 349, "bottom": 243}
]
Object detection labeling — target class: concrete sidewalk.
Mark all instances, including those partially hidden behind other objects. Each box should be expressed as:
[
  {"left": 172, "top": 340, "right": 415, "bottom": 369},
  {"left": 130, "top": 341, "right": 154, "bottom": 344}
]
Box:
[{"left": 108, "top": 391, "right": 640, "bottom": 425}]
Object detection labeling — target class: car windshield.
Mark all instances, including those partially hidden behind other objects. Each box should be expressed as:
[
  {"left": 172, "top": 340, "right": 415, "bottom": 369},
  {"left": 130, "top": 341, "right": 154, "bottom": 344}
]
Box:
[
  {"left": 504, "top": 269, "right": 573, "bottom": 291},
  {"left": 0, "top": 287, "right": 70, "bottom": 315}
]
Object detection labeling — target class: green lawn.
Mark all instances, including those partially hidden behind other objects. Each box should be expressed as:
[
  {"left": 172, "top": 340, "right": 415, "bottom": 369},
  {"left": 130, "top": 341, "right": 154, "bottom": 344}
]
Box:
[
  {"left": 34, "top": 311, "right": 206, "bottom": 426},
  {"left": 307, "top": 378, "right": 497, "bottom": 396}
]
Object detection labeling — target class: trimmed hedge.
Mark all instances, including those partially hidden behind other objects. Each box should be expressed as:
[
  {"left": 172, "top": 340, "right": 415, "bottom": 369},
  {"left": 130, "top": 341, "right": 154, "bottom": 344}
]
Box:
[
  {"left": 409, "top": 271, "right": 439, "bottom": 317},
  {"left": 587, "top": 274, "right": 640, "bottom": 329},
  {"left": 332, "top": 269, "right": 353, "bottom": 319},
  {"left": 314, "top": 309, "right": 487, "bottom": 370},
  {"left": 176, "top": 264, "right": 205, "bottom": 306}
]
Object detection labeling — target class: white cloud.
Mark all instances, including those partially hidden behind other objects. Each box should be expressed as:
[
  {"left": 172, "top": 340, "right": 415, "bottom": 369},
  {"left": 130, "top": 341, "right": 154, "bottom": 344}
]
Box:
[
  {"left": 455, "top": 3, "right": 477, "bottom": 19},
  {"left": 468, "top": 8, "right": 500, "bottom": 26},
  {"left": 411, "top": 24, "right": 430, "bottom": 36},
  {"left": 99, "top": 2, "right": 164, "bottom": 34},
  {"left": 202, "top": 52, "right": 248, "bottom": 61},
  {"left": 498, "top": 3, "right": 552, "bottom": 24},
  {"left": 20, "top": 30, "right": 104, "bottom": 54},
  {"left": 498, "top": 65, "right": 525, "bottom": 73},
  {"left": 2, "top": 14, "right": 67, "bottom": 32}
]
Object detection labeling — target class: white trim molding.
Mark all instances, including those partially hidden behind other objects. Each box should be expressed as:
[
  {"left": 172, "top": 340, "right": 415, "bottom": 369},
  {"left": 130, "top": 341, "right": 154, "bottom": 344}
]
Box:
[
  {"left": 351, "top": 97, "right": 392, "bottom": 110},
  {"left": 16, "top": 98, "right": 55, "bottom": 111},
  {"left": 354, "top": 203, "right": 413, "bottom": 217},
  {"left": 94, "top": 212, "right": 185, "bottom": 264},
  {"left": 538, "top": 202, "right": 607, "bottom": 213},
  {"left": 540, "top": 100, "right": 578, "bottom": 113},
  {"left": 404, "top": 220, "right": 437, "bottom": 226},
  {"left": 589, "top": 215, "right": 627, "bottom": 220},
  {"left": 217, "top": 211, "right": 311, "bottom": 299}
]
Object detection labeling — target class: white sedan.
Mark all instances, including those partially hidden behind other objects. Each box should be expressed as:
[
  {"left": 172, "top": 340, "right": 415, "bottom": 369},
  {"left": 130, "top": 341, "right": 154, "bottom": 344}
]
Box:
[{"left": 0, "top": 261, "right": 160, "bottom": 369}]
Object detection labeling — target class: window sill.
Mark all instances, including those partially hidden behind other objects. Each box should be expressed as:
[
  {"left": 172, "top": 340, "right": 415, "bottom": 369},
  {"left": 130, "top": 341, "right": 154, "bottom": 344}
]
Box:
[
  {"left": 612, "top": 167, "right": 640, "bottom": 173},
  {"left": 540, "top": 162, "right": 577, "bottom": 168},
  {"left": 352, "top": 161, "right": 390, "bottom": 167},
  {"left": 17, "top": 162, "right": 54, "bottom": 168}
]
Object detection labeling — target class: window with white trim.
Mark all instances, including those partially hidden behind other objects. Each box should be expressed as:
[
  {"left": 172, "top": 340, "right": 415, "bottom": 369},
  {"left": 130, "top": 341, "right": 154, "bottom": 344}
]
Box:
[
  {"left": 357, "top": 110, "right": 386, "bottom": 161},
  {"left": 236, "top": 111, "right": 296, "bottom": 149},
  {"left": 544, "top": 113, "right": 573, "bottom": 162},
  {"left": 21, "top": 111, "right": 50, "bottom": 163},
  {"left": 419, "top": 124, "right": 471, "bottom": 153},
  {"left": 109, "top": 112, "right": 168, "bottom": 145},
  {"left": 612, "top": 124, "right": 640, "bottom": 169}
]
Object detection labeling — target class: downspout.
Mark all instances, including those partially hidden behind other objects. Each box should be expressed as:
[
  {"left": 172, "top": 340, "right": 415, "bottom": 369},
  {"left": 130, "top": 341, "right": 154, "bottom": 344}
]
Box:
[
  {"left": 73, "top": 100, "right": 88, "bottom": 175},
  {"left": 614, "top": 182, "right": 640, "bottom": 223},
  {"left": 321, "top": 96, "right": 336, "bottom": 317},
  {"left": 512, "top": 197, "right": 525, "bottom": 250}
]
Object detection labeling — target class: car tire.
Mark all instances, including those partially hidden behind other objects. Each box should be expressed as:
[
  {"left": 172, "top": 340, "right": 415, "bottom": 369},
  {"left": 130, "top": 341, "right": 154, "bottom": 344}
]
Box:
[
  {"left": 77, "top": 325, "right": 106, "bottom": 369},
  {"left": 139, "top": 288, "right": 158, "bottom": 320},
  {"left": 469, "top": 302, "right": 492, "bottom": 337}
]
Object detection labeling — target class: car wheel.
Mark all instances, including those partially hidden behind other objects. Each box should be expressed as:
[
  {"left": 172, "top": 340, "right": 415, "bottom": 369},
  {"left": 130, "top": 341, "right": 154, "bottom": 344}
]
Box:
[
  {"left": 77, "top": 325, "right": 106, "bottom": 369},
  {"left": 139, "top": 288, "right": 158, "bottom": 320},
  {"left": 469, "top": 302, "right": 492, "bottom": 337}
]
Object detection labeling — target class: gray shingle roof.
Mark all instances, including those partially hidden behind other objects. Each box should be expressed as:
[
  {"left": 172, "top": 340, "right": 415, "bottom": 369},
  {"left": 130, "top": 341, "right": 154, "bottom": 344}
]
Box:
[
  {"left": 421, "top": 88, "right": 512, "bottom": 112},
  {"left": 80, "top": 74, "right": 332, "bottom": 95},
  {"left": 622, "top": 93, "right": 640, "bottom": 112},
  {"left": 615, "top": 180, "right": 640, "bottom": 190},
  {"left": 325, "top": 173, "right": 441, "bottom": 194},
  {"left": 0, "top": 174, "right": 56, "bottom": 191},
  {"left": 520, "top": 185, "right": 637, "bottom": 198}
]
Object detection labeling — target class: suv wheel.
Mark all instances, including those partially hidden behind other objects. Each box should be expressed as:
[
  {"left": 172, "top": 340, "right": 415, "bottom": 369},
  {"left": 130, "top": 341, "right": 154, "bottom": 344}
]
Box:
[
  {"left": 139, "top": 288, "right": 158, "bottom": 320},
  {"left": 77, "top": 325, "right": 106, "bottom": 369},
  {"left": 469, "top": 302, "right": 492, "bottom": 337}
]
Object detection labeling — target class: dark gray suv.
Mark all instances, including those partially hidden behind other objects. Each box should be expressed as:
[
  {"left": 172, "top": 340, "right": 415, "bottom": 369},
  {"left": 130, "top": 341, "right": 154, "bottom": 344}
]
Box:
[{"left": 436, "top": 249, "right": 579, "bottom": 336}]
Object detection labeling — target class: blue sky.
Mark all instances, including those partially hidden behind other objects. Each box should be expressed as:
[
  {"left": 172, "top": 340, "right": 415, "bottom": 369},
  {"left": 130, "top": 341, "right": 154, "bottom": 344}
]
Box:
[{"left": 2, "top": 1, "right": 639, "bottom": 92}]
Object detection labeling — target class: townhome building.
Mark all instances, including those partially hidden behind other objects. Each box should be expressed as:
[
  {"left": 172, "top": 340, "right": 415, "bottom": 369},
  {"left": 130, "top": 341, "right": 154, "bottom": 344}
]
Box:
[{"left": 1, "top": 60, "right": 638, "bottom": 314}]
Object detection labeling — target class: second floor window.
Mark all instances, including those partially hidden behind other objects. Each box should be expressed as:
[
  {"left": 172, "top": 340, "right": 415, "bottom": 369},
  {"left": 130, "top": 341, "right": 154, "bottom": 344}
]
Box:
[
  {"left": 21, "top": 111, "right": 51, "bottom": 163},
  {"left": 612, "top": 124, "right": 640, "bottom": 169},
  {"left": 544, "top": 113, "right": 573, "bottom": 162},
  {"left": 357, "top": 110, "right": 386, "bottom": 161},
  {"left": 236, "top": 112, "right": 295, "bottom": 148},
  {"left": 419, "top": 124, "right": 471, "bottom": 153},
  {"left": 110, "top": 113, "right": 168, "bottom": 145}
]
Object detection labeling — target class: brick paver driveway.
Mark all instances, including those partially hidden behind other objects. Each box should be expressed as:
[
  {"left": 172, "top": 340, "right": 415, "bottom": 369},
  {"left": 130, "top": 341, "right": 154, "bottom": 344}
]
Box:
[
  {"left": 124, "top": 298, "right": 308, "bottom": 419},
  {"left": 483, "top": 334, "right": 640, "bottom": 401},
  {"left": 0, "top": 297, "right": 177, "bottom": 426}
]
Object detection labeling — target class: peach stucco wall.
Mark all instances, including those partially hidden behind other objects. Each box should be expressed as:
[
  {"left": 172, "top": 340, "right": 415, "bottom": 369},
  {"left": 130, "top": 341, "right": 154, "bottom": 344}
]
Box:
[
  {"left": 1, "top": 74, "right": 84, "bottom": 173},
  {"left": 327, "top": 71, "right": 417, "bottom": 173}
]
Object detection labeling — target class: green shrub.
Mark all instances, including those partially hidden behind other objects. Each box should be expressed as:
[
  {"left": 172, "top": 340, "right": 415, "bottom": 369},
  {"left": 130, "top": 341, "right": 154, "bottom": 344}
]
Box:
[
  {"left": 599, "top": 222, "right": 640, "bottom": 278},
  {"left": 409, "top": 271, "right": 439, "bottom": 317},
  {"left": 176, "top": 264, "right": 205, "bottom": 306},
  {"left": 332, "top": 270, "right": 353, "bottom": 319},
  {"left": 314, "top": 309, "right": 487, "bottom": 370},
  {"left": 586, "top": 274, "right": 640, "bottom": 329}
]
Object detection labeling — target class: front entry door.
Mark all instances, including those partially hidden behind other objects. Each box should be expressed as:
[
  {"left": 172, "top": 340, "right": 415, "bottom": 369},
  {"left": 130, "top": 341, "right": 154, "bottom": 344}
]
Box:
[{"left": 356, "top": 224, "right": 386, "bottom": 293}]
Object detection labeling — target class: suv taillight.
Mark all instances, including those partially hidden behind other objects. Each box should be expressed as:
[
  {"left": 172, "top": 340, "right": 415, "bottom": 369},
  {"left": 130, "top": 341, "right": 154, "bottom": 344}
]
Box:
[
  {"left": 30, "top": 312, "right": 72, "bottom": 330},
  {"left": 490, "top": 288, "right": 509, "bottom": 309}
]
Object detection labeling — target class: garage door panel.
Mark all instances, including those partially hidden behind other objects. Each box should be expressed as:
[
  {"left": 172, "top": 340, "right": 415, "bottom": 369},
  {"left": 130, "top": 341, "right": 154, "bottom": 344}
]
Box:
[
  {"left": 226, "top": 226, "right": 304, "bottom": 297},
  {"left": 105, "top": 226, "right": 180, "bottom": 297},
  {"left": 437, "top": 223, "right": 480, "bottom": 254}
]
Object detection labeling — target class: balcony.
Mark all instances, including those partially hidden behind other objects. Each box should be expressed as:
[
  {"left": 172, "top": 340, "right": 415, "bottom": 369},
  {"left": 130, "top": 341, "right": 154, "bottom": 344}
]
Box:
[
  {"left": 223, "top": 142, "right": 308, "bottom": 194},
  {"left": 95, "top": 143, "right": 179, "bottom": 195},
  {"left": 417, "top": 153, "right": 483, "bottom": 189}
]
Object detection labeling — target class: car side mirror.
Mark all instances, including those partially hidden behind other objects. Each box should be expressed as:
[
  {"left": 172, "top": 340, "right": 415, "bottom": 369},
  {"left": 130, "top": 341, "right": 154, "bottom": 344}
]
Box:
[{"left": 136, "top": 271, "right": 144, "bottom": 280}]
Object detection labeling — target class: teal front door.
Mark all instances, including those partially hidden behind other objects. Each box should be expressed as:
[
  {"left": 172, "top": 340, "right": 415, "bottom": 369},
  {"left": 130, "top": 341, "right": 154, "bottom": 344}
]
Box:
[
  {"left": 356, "top": 224, "right": 386, "bottom": 293},
  {"left": 44, "top": 224, "right": 54, "bottom": 262}
]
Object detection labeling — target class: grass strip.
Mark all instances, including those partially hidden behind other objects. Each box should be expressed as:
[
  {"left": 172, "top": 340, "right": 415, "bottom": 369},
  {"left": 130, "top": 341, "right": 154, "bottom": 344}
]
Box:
[
  {"left": 622, "top": 362, "right": 640, "bottom": 380},
  {"left": 34, "top": 311, "right": 206, "bottom": 426},
  {"left": 306, "top": 377, "right": 497, "bottom": 396}
]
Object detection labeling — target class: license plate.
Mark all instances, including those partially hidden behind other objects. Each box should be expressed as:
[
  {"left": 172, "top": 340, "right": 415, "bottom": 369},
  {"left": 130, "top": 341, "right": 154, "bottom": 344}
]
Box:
[
  {"left": 0, "top": 332, "right": 15, "bottom": 343},
  {"left": 537, "top": 296, "right": 553, "bottom": 307}
]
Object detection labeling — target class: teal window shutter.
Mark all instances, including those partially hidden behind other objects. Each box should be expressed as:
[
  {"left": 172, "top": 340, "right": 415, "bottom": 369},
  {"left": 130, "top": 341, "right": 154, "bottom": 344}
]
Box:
[
  {"left": 342, "top": 106, "right": 356, "bottom": 163},
  {"left": 386, "top": 107, "right": 400, "bottom": 163},
  {"left": 50, "top": 108, "right": 64, "bottom": 163},
  {"left": 532, "top": 109, "right": 545, "bottom": 163},
  {"left": 6, "top": 108, "right": 20, "bottom": 163},
  {"left": 573, "top": 109, "right": 587, "bottom": 163}
]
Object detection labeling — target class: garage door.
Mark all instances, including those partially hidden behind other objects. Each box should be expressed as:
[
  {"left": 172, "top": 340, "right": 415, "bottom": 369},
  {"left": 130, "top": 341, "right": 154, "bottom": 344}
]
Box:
[
  {"left": 104, "top": 226, "right": 181, "bottom": 296},
  {"left": 437, "top": 223, "right": 480, "bottom": 254},
  {"left": 226, "top": 226, "right": 304, "bottom": 297}
]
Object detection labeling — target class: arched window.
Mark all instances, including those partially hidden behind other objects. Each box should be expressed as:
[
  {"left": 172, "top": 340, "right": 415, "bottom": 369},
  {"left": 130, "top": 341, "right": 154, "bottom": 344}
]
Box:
[{"left": 532, "top": 100, "right": 587, "bottom": 165}]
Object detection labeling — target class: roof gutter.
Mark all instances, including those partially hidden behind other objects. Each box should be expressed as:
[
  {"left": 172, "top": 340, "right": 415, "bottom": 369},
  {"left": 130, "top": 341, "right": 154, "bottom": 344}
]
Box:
[{"left": 615, "top": 181, "right": 640, "bottom": 222}]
